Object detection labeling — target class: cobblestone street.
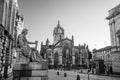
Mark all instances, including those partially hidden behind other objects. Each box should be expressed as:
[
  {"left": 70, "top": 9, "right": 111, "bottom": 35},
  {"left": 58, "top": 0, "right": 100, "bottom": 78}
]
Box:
[{"left": 48, "top": 70, "right": 120, "bottom": 80}]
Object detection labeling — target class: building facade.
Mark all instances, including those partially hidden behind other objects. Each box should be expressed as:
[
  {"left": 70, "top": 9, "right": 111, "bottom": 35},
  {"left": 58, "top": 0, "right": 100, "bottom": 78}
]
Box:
[
  {"left": 40, "top": 21, "right": 91, "bottom": 69},
  {"left": 93, "top": 4, "right": 120, "bottom": 74},
  {"left": 106, "top": 4, "right": 120, "bottom": 47},
  {"left": 0, "top": 0, "right": 23, "bottom": 78}
]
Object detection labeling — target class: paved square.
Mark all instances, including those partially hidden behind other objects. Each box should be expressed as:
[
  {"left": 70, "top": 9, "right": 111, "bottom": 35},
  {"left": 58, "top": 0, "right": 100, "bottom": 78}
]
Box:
[{"left": 48, "top": 70, "right": 120, "bottom": 80}]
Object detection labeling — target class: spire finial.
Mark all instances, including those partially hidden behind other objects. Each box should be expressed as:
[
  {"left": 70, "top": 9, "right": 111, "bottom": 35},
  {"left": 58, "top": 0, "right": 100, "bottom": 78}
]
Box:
[
  {"left": 58, "top": 20, "right": 60, "bottom": 25},
  {"left": 46, "top": 38, "right": 49, "bottom": 43},
  {"left": 41, "top": 41, "right": 43, "bottom": 45},
  {"left": 57, "top": 20, "right": 60, "bottom": 27},
  {"left": 72, "top": 35, "right": 74, "bottom": 41}
]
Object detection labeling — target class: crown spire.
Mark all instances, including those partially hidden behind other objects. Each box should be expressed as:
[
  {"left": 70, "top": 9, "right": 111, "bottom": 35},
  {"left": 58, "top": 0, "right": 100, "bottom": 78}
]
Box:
[
  {"left": 58, "top": 20, "right": 60, "bottom": 24},
  {"left": 57, "top": 20, "right": 60, "bottom": 27}
]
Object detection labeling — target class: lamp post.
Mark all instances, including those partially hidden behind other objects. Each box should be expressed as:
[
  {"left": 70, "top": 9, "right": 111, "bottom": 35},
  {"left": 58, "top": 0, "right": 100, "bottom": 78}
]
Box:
[
  {"left": 87, "top": 51, "right": 91, "bottom": 80},
  {"left": 87, "top": 59, "right": 90, "bottom": 80}
]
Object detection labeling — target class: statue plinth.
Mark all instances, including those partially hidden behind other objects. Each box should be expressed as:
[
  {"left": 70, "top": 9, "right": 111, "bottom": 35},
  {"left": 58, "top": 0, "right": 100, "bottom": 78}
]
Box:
[
  {"left": 14, "top": 29, "right": 47, "bottom": 80},
  {"left": 13, "top": 60, "right": 48, "bottom": 80}
]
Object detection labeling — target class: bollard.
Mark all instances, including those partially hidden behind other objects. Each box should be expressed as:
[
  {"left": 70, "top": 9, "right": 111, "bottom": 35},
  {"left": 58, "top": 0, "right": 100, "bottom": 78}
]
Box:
[
  {"left": 81, "top": 70, "right": 83, "bottom": 73},
  {"left": 92, "top": 70, "right": 94, "bottom": 74},
  {"left": 57, "top": 72, "right": 59, "bottom": 75},
  {"left": 77, "top": 75, "right": 80, "bottom": 80},
  {"left": 64, "top": 73, "right": 67, "bottom": 77}
]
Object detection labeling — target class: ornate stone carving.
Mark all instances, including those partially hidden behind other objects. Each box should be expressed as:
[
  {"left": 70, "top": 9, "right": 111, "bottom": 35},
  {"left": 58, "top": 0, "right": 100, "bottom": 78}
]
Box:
[{"left": 17, "top": 28, "right": 42, "bottom": 63}]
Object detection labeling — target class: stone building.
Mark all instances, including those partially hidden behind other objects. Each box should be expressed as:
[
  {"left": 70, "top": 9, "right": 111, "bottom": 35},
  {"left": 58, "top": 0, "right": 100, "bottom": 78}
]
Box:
[
  {"left": 0, "top": 0, "right": 22, "bottom": 78},
  {"left": 106, "top": 4, "right": 120, "bottom": 73},
  {"left": 93, "top": 46, "right": 112, "bottom": 67},
  {"left": 40, "top": 21, "right": 90, "bottom": 68},
  {"left": 106, "top": 4, "right": 120, "bottom": 47},
  {"left": 93, "top": 4, "right": 120, "bottom": 74}
]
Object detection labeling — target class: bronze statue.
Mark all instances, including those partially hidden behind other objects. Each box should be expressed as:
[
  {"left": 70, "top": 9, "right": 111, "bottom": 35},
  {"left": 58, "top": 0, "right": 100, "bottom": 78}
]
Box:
[{"left": 17, "top": 28, "right": 43, "bottom": 62}]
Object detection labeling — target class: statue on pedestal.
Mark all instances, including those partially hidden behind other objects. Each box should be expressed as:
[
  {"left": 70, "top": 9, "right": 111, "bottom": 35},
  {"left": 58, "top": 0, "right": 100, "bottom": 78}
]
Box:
[{"left": 17, "top": 28, "right": 43, "bottom": 62}]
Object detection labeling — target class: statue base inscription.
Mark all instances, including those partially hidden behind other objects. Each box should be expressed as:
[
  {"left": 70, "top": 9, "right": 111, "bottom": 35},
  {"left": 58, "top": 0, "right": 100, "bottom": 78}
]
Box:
[{"left": 13, "top": 61, "right": 48, "bottom": 80}]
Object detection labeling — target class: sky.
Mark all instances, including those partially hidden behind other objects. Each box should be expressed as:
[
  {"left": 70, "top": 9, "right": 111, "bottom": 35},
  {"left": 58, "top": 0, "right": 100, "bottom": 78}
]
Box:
[{"left": 18, "top": 0, "right": 120, "bottom": 51}]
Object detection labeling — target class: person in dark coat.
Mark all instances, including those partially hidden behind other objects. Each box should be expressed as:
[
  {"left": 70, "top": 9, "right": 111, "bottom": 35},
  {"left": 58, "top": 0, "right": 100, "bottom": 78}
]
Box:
[{"left": 109, "top": 66, "right": 113, "bottom": 75}]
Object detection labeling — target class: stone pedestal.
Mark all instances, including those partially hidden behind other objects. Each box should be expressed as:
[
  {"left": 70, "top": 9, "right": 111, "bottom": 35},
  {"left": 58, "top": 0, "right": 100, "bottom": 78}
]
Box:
[{"left": 13, "top": 60, "right": 48, "bottom": 80}]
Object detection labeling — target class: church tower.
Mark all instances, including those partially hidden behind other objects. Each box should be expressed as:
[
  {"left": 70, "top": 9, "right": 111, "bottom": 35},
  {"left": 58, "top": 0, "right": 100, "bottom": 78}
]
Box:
[{"left": 53, "top": 20, "right": 64, "bottom": 44}]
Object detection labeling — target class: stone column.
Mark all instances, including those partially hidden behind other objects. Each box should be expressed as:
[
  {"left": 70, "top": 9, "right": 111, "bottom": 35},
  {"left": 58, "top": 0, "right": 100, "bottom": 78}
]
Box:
[
  {"left": 72, "top": 56, "right": 75, "bottom": 65},
  {"left": 59, "top": 55, "right": 62, "bottom": 65},
  {"left": 116, "top": 30, "right": 120, "bottom": 50}
]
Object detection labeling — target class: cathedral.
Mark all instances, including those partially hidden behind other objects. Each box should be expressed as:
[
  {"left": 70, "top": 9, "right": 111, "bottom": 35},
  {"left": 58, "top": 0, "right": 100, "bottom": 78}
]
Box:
[{"left": 40, "top": 20, "right": 90, "bottom": 69}]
